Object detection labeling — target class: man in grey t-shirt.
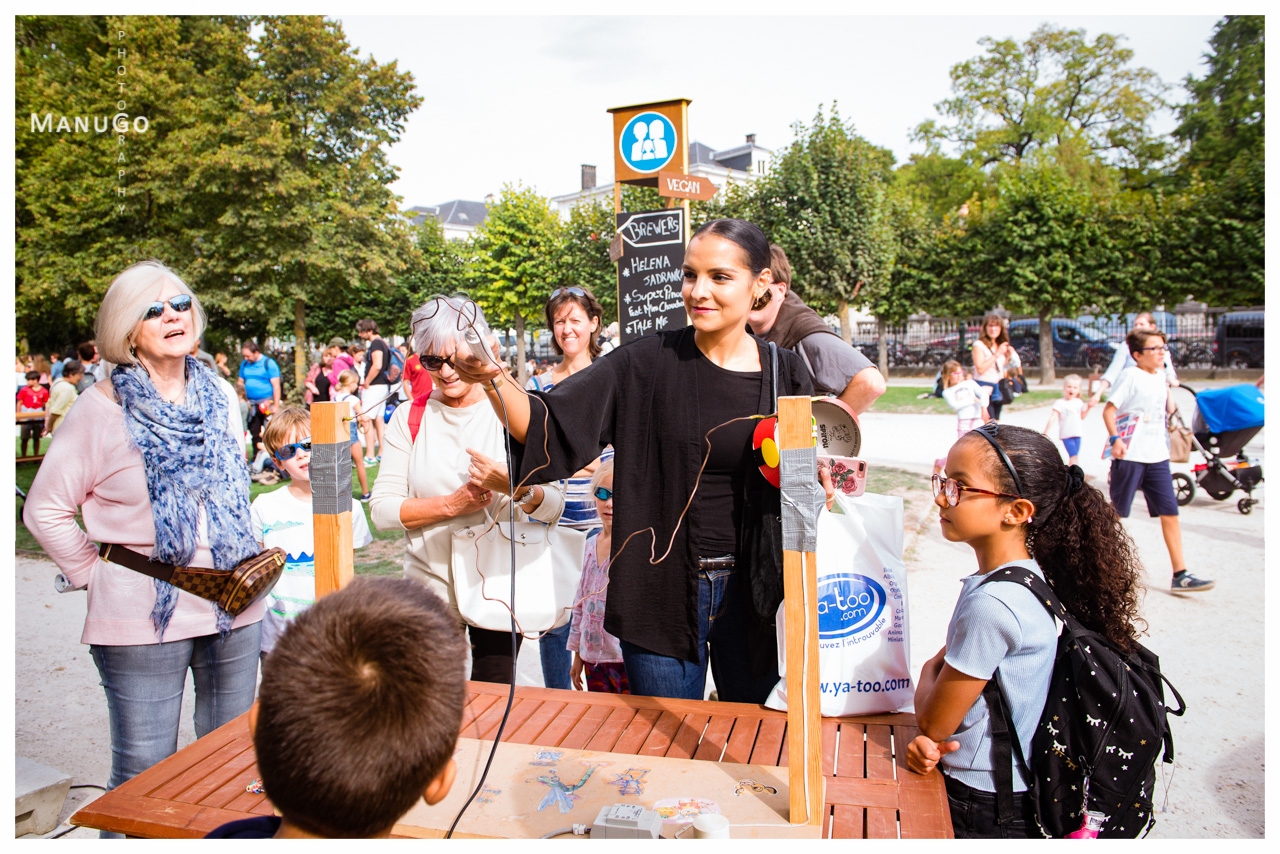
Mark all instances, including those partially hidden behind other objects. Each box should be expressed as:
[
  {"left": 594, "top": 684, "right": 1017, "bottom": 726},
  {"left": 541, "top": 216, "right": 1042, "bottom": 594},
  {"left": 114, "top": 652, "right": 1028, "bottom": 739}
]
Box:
[{"left": 746, "top": 244, "right": 886, "bottom": 414}]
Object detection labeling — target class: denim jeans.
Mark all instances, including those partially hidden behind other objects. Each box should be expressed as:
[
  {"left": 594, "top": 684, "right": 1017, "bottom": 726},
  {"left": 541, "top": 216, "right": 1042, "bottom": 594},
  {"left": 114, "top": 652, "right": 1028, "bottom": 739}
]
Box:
[
  {"left": 90, "top": 623, "right": 261, "bottom": 792},
  {"left": 944, "top": 774, "right": 1037, "bottom": 838},
  {"left": 539, "top": 622, "right": 573, "bottom": 690},
  {"left": 620, "top": 565, "right": 779, "bottom": 703}
]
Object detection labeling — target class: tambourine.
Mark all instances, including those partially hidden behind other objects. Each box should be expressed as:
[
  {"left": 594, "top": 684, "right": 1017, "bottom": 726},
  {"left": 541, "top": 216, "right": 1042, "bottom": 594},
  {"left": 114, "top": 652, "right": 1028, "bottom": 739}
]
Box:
[{"left": 753, "top": 397, "right": 861, "bottom": 488}]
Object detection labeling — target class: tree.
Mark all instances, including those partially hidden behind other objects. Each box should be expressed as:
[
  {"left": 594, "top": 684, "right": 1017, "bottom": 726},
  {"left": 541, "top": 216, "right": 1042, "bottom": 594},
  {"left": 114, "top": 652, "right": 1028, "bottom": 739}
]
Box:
[
  {"left": 467, "top": 184, "right": 563, "bottom": 383},
  {"left": 752, "top": 105, "right": 897, "bottom": 343},
  {"left": 915, "top": 24, "right": 1169, "bottom": 180},
  {"left": 1166, "top": 15, "right": 1265, "bottom": 307},
  {"left": 559, "top": 200, "right": 619, "bottom": 326},
  {"left": 180, "top": 16, "right": 421, "bottom": 390},
  {"left": 960, "top": 160, "right": 1131, "bottom": 383}
]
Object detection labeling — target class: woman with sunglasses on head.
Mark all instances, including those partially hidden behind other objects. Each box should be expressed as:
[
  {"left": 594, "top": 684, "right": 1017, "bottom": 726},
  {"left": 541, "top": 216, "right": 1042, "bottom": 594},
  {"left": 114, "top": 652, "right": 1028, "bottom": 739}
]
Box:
[
  {"left": 906, "top": 422, "right": 1143, "bottom": 836},
  {"left": 25, "top": 261, "right": 264, "bottom": 824},
  {"left": 454, "top": 219, "right": 831, "bottom": 704},
  {"left": 526, "top": 285, "right": 616, "bottom": 690},
  {"left": 368, "top": 296, "right": 565, "bottom": 684}
]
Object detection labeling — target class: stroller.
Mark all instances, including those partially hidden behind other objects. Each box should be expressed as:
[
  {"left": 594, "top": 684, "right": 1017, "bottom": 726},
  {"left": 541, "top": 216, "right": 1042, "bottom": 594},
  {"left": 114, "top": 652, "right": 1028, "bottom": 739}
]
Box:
[{"left": 1171, "top": 384, "right": 1265, "bottom": 514}]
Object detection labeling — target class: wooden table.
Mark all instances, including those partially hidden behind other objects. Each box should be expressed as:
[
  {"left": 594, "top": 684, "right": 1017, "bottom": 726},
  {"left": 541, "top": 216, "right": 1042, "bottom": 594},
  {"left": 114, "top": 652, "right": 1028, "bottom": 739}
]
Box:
[{"left": 72, "top": 681, "right": 952, "bottom": 839}]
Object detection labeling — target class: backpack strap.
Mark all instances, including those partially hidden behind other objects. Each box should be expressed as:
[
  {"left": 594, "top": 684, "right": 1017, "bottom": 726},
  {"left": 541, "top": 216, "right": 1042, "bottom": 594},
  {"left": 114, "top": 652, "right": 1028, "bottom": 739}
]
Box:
[
  {"left": 407, "top": 398, "right": 427, "bottom": 443},
  {"left": 982, "top": 672, "right": 1029, "bottom": 827},
  {"left": 979, "top": 565, "right": 1071, "bottom": 625}
]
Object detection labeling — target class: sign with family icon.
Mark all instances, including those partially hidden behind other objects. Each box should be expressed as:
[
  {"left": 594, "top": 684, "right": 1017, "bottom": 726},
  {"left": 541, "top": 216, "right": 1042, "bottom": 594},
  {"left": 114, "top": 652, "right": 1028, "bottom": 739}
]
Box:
[
  {"left": 620, "top": 112, "right": 677, "bottom": 174},
  {"left": 608, "top": 99, "right": 690, "bottom": 185}
]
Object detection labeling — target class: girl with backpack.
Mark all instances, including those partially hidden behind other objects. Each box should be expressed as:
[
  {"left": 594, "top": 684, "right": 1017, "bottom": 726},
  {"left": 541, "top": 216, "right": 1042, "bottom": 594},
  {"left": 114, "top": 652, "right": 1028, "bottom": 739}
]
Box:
[{"left": 907, "top": 422, "right": 1143, "bottom": 838}]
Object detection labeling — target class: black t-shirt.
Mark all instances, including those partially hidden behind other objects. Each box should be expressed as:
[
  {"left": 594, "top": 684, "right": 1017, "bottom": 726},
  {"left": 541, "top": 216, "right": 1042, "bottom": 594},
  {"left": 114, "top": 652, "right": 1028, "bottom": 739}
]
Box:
[
  {"left": 314, "top": 370, "right": 332, "bottom": 402},
  {"left": 689, "top": 354, "right": 763, "bottom": 555},
  {"left": 366, "top": 337, "right": 391, "bottom": 386}
]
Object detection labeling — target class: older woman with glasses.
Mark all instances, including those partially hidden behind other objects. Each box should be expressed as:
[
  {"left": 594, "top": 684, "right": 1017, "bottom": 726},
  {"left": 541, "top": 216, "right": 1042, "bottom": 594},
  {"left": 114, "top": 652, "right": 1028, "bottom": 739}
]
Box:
[
  {"left": 368, "top": 295, "right": 566, "bottom": 683},
  {"left": 25, "top": 261, "right": 263, "bottom": 820},
  {"left": 526, "top": 286, "right": 615, "bottom": 690}
]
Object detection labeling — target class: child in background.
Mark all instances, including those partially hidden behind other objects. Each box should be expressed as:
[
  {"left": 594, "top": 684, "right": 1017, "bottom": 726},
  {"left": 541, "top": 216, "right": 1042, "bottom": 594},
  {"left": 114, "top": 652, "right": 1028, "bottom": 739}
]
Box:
[
  {"left": 43, "top": 360, "right": 83, "bottom": 438},
  {"left": 907, "top": 423, "right": 1143, "bottom": 837},
  {"left": 17, "top": 370, "right": 49, "bottom": 457},
  {"left": 567, "top": 459, "right": 629, "bottom": 694},
  {"left": 333, "top": 369, "right": 371, "bottom": 501},
  {"left": 1043, "top": 374, "right": 1091, "bottom": 465},
  {"left": 935, "top": 360, "right": 990, "bottom": 476},
  {"left": 206, "top": 577, "right": 466, "bottom": 838},
  {"left": 251, "top": 407, "right": 372, "bottom": 657}
]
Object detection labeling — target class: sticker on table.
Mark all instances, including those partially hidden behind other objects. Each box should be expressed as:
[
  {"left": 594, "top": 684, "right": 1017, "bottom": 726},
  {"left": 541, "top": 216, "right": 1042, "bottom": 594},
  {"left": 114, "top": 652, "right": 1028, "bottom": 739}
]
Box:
[
  {"left": 608, "top": 768, "right": 650, "bottom": 796},
  {"left": 653, "top": 797, "right": 720, "bottom": 824},
  {"left": 529, "top": 749, "right": 562, "bottom": 766},
  {"left": 535, "top": 766, "right": 601, "bottom": 814},
  {"left": 735, "top": 779, "right": 778, "bottom": 797}
]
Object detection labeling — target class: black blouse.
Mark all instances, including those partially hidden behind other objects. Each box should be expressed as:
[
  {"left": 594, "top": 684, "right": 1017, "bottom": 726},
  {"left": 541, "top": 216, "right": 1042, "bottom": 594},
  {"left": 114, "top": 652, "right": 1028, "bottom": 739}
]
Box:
[{"left": 510, "top": 327, "right": 813, "bottom": 664}]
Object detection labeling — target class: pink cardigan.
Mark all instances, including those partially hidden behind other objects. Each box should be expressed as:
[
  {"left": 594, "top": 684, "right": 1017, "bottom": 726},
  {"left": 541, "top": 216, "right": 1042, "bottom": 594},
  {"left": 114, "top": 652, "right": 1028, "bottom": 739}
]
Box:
[{"left": 24, "top": 381, "right": 266, "bottom": 646}]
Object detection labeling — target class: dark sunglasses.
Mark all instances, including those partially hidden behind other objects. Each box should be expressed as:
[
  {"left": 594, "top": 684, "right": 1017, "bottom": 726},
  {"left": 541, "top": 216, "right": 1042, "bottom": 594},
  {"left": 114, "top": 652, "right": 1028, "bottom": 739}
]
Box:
[
  {"left": 593, "top": 486, "right": 613, "bottom": 501},
  {"left": 421, "top": 353, "right": 456, "bottom": 371},
  {"left": 551, "top": 287, "right": 589, "bottom": 300},
  {"left": 142, "top": 294, "right": 193, "bottom": 320},
  {"left": 274, "top": 439, "right": 311, "bottom": 462}
]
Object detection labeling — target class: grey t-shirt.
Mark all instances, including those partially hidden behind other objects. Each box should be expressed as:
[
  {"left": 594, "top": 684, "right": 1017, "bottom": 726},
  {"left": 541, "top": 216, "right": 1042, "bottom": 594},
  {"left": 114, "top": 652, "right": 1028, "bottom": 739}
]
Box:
[
  {"left": 941, "top": 559, "right": 1057, "bottom": 793},
  {"left": 792, "top": 332, "right": 874, "bottom": 397}
]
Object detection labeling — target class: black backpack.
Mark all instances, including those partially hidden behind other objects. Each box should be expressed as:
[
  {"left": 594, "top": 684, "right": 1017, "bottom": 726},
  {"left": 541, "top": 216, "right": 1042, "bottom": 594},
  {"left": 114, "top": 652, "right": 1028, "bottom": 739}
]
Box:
[{"left": 981, "top": 567, "right": 1185, "bottom": 838}]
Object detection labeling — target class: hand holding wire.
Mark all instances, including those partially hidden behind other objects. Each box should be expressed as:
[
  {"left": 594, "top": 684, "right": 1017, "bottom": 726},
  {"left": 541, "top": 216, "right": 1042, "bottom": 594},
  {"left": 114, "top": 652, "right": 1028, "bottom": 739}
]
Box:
[{"left": 467, "top": 448, "right": 511, "bottom": 495}]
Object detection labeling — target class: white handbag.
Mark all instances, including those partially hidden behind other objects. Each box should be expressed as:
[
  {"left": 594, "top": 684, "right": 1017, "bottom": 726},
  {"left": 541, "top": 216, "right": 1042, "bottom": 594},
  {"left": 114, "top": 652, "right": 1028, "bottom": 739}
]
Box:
[{"left": 450, "top": 510, "right": 586, "bottom": 636}]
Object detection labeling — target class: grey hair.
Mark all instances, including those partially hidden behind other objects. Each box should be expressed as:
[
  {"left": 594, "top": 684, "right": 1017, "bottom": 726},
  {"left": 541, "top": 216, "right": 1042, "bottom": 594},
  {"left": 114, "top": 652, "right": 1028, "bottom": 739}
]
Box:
[
  {"left": 410, "top": 295, "right": 493, "bottom": 357},
  {"left": 95, "top": 260, "right": 206, "bottom": 366}
]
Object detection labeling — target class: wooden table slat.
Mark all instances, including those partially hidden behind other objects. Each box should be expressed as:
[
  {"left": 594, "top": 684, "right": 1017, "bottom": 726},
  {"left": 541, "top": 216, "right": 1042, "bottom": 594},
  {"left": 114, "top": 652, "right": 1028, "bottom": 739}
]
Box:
[
  {"left": 750, "top": 717, "right": 787, "bottom": 766},
  {"left": 558, "top": 702, "right": 615, "bottom": 750},
  {"left": 721, "top": 716, "right": 760, "bottom": 764},
  {"left": 195, "top": 749, "right": 263, "bottom": 810},
  {"left": 892, "top": 724, "right": 955, "bottom": 839},
  {"left": 147, "top": 739, "right": 254, "bottom": 802},
  {"left": 457, "top": 691, "right": 502, "bottom": 739},
  {"left": 507, "top": 700, "right": 567, "bottom": 745},
  {"left": 609, "top": 706, "right": 664, "bottom": 755},
  {"left": 820, "top": 719, "right": 839, "bottom": 776},
  {"left": 666, "top": 713, "right": 708, "bottom": 760},
  {"left": 584, "top": 705, "right": 639, "bottom": 752},
  {"left": 823, "top": 775, "right": 901, "bottom": 810},
  {"left": 637, "top": 710, "right": 685, "bottom": 756},
  {"left": 691, "top": 714, "right": 735, "bottom": 762},
  {"left": 830, "top": 803, "right": 864, "bottom": 839}
]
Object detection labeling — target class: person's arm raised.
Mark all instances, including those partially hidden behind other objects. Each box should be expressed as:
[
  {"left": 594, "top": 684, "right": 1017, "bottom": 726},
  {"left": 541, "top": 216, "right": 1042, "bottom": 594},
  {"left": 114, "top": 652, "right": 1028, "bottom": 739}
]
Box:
[{"left": 452, "top": 344, "right": 532, "bottom": 443}]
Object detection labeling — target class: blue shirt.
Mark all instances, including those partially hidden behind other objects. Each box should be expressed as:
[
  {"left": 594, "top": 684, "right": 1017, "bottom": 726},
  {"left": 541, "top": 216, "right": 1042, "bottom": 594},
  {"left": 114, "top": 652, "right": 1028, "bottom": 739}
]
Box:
[
  {"left": 941, "top": 559, "right": 1057, "bottom": 793},
  {"left": 240, "top": 355, "right": 280, "bottom": 401}
]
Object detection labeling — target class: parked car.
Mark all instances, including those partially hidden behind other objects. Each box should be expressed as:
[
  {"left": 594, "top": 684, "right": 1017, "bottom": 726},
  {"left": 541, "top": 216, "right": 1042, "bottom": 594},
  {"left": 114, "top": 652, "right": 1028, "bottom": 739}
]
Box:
[
  {"left": 1006, "top": 319, "right": 1115, "bottom": 370},
  {"left": 1214, "top": 311, "right": 1264, "bottom": 369}
]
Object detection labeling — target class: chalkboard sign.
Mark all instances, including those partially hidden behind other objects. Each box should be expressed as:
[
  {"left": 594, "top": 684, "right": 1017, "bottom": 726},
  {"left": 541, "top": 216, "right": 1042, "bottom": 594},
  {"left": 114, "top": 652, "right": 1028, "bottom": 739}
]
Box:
[{"left": 616, "top": 208, "right": 687, "bottom": 344}]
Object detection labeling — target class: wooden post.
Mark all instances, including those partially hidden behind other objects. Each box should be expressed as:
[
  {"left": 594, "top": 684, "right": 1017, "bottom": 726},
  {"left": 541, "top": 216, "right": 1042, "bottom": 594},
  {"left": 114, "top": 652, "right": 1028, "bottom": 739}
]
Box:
[
  {"left": 777, "top": 395, "right": 824, "bottom": 827},
  {"left": 310, "top": 402, "right": 354, "bottom": 598}
]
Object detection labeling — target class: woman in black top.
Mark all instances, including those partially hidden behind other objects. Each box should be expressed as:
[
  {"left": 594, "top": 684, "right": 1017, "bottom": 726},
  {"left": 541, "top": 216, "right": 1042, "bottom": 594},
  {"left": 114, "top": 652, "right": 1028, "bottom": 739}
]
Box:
[{"left": 457, "top": 219, "right": 829, "bottom": 703}]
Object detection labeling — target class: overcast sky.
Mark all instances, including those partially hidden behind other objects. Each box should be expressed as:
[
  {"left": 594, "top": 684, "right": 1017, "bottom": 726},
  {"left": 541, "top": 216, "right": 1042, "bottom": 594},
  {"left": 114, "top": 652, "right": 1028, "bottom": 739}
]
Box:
[{"left": 335, "top": 13, "right": 1222, "bottom": 209}]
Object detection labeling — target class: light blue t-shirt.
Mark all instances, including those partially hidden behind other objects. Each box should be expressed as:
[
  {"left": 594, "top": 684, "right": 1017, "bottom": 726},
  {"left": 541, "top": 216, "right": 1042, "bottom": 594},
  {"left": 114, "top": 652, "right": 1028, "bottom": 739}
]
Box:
[{"left": 941, "top": 559, "right": 1057, "bottom": 793}]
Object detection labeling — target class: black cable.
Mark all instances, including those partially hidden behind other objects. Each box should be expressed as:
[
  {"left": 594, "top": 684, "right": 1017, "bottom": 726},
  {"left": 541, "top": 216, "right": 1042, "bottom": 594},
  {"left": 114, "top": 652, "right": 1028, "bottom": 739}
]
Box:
[
  {"left": 69, "top": 784, "right": 107, "bottom": 791},
  {"left": 445, "top": 376, "right": 520, "bottom": 839}
]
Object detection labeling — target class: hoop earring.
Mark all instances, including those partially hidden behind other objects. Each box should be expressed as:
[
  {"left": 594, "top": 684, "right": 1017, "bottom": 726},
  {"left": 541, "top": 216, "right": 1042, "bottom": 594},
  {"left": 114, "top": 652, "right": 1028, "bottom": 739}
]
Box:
[{"left": 751, "top": 289, "right": 772, "bottom": 311}]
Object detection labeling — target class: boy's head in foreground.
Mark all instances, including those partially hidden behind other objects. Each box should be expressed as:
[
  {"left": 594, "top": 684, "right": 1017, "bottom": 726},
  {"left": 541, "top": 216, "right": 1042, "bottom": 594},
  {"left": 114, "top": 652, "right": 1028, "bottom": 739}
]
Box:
[{"left": 251, "top": 577, "right": 467, "bottom": 837}]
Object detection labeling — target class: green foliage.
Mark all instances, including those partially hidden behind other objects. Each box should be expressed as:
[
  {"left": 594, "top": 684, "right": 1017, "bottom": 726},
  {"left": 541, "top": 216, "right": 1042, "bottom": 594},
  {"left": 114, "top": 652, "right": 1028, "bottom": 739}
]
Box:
[
  {"left": 894, "top": 153, "right": 992, "bottom": 222},
  {"left": 559, "top": 200, "right": 619, "bottom": 325},
  {"left": 916, "top": 23, "right": 1169, "bottom": 178},
  {"left": 467, "top": 184, "right": 563, "bottom": 371},
  {"left": 751, "top": 105, "right": 897, "bottom": 324},
  {"left": 15, "top": 15, "right": 421, "bottom": 378}
]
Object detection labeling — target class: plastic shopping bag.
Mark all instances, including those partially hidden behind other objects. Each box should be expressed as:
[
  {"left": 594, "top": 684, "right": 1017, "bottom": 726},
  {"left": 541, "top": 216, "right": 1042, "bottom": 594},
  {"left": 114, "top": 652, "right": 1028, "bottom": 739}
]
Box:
[{"left": 764, "top": 491, "right": 913, "bottom": 716}]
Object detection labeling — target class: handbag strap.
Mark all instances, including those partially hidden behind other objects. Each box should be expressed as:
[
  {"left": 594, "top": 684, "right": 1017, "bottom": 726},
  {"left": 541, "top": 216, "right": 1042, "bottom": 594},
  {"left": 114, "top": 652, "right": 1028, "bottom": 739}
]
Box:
[
  {"left": 769, "top": 341, "right": 779, "bottom": 413},
  {"left": 99, "top": 542, "right": 187, "bottom": 582}
]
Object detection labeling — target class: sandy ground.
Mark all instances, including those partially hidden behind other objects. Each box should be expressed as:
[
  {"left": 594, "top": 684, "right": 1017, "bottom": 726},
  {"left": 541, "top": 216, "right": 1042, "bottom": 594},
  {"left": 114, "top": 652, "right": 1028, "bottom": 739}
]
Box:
[{"left": 13, "top": 394, "right": 1265, "bottom": 838}]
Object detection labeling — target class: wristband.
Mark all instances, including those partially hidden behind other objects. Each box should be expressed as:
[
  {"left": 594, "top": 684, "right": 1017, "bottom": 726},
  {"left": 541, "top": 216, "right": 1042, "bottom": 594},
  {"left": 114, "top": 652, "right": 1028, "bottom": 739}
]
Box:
[{"left": 1108, "top": 435, "right": 1120, "bottom": 444}]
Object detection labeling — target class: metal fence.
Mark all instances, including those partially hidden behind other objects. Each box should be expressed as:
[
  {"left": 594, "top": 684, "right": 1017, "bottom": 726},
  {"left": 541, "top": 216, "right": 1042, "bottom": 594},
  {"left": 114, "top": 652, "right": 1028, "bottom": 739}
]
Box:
[{"left": 847, "top": 306, "right": 1265, "bottom": 371}]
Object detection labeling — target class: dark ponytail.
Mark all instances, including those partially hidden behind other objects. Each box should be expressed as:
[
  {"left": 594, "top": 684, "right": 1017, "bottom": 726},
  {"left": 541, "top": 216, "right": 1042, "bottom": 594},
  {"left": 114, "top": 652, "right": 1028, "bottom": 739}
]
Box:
[{"left": 974, "top": 425, "right": 1145, "bottom": 650}]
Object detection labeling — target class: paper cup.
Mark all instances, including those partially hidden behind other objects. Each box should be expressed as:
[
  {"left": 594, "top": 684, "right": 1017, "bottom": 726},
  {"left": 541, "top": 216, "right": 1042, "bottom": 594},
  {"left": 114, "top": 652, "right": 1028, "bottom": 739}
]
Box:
[{"left": 692, "top": 813, "right": 730, "bottom": 839}]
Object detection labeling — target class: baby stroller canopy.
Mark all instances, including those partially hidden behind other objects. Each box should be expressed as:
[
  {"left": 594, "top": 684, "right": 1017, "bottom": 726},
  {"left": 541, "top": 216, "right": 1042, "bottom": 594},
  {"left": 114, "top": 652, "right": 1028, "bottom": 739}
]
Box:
[{"left": 1194, "top": 385, "right": 1265, "bottom": 435}]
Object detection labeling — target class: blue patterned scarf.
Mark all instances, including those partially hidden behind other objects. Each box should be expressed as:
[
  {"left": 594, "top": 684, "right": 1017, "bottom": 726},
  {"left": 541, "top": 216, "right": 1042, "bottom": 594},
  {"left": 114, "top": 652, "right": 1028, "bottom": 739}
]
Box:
[{"left": 112, "top": 357, "right": 259, "bottom": 641}]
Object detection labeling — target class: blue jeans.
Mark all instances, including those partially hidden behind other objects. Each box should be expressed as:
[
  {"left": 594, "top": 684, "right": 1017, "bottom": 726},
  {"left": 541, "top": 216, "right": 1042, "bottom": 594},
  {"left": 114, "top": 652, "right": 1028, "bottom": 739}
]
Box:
[
  {"left": 620, "top": 565, "right": 779, "bottom": 703},
  {"left": 539, "top": 622, "right": 573, "bottom": 689},
  {"left": 90, "top": 623, "right": 261, "bottom": 791}
]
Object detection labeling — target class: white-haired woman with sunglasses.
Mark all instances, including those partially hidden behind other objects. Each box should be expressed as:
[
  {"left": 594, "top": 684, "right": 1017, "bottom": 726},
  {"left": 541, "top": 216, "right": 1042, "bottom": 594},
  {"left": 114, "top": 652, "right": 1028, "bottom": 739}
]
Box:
[
  {"left": 369, "top": 295, "right": 565, "bottom": 683},
  {"left": 25, "top": 261, "right": 262, "bottom": 821},
  {"left": 527, "top": 286, "right": 614, "bottom": 691}
]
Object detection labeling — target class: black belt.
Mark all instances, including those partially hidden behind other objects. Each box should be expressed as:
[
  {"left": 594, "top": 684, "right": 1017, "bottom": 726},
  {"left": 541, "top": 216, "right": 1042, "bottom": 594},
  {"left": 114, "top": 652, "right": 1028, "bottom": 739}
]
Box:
[{"left": 698, "top": 555, "right": 735, "bottom": 568}]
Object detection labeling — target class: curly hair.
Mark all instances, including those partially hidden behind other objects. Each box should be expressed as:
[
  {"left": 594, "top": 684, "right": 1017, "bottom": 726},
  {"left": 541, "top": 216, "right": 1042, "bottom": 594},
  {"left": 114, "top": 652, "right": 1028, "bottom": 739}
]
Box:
[{"left": 972, "top": 424, "right": 1146, "bottom": 650}]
